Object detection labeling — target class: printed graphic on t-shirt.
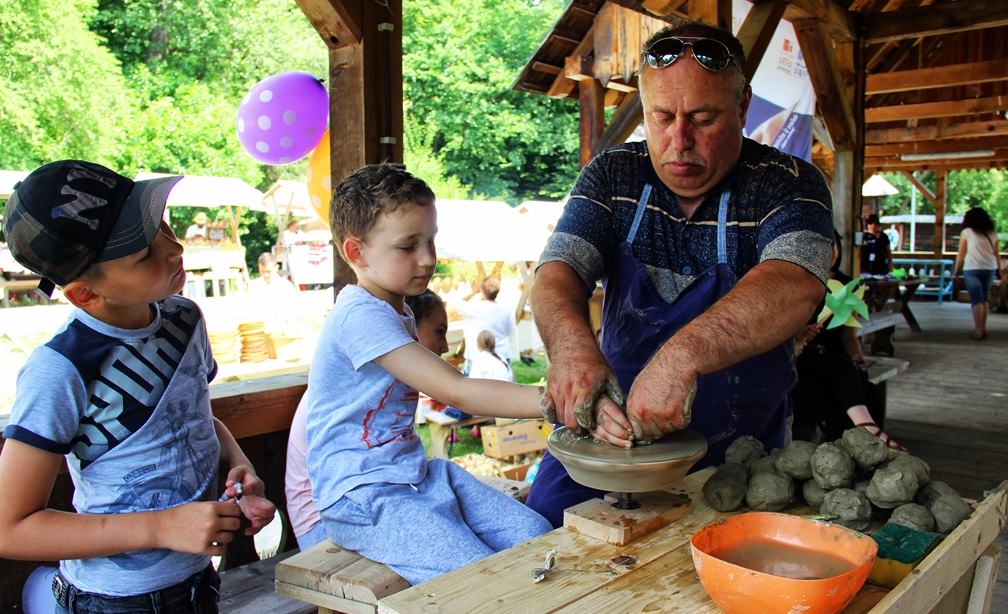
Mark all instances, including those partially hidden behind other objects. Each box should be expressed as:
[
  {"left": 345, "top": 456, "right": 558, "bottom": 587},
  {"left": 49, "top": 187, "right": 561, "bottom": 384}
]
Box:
[{"left": 360, "top": 382, "right": 420, "bottom": 448}]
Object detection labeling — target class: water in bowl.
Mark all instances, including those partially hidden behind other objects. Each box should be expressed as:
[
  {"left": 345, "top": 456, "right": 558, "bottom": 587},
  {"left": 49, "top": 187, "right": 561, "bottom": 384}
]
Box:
[{"left": 711, "top": 538, "right": 855, "bottom": 580}]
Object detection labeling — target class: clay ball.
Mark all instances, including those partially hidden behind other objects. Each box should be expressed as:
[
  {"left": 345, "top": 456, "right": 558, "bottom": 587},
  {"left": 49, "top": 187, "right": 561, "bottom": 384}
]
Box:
[
  {"left": 821, "top": 488, "right": 873, "bottom": 532},
  {"left": 811, "top": 442, "right": 855, "bottom": 490},
  {"left": 866, "top": 465, "right": 920, "bottom": 509},
  {"left": 885, "top": 454, "right": 930, "bottom": 488},
  {"left": 724, "top": 436, "right": 767, "bottom": 468},
  {"left": 889, "top": 503, "right": 936, "bottom": 533},
  {"left": 750, "top": 448, "right": 783, "bottom": 476},
  {"left": 745, "top": 472, "right": 794, "bottom": 512},
  {"left": 841, "top": 427, "right": 890, "bottom": 470},
  {"left": 802, "top": 479, "right": 827, "bottom": 509},
  {"left": 774, "top": 441, "right": 818, "bottom": 480},
  {"left": 915, "top": 480, "right": 959, "bottom": 508},
  {"left": 928, "top": 494, "right": 971, "bottom": 533},
  {"left": 702, "top": 463, "right": 749, "bottom": 512}
]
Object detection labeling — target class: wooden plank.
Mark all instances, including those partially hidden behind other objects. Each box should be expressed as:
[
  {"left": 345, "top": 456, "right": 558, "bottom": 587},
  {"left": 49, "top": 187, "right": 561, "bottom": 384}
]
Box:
[
  {"left": 220, "top": 550, "right": 315, "bottom": 614},
  {"left": 578, "top": 77, "right": 604, "bottom": 166},
  {"left": 275, "top": 540, "right": 409, "bottom": 607},
  {"left": 276, "top": 581, "right": 377, "bottom": 614},
  {"left": 860, "top": 0, "right": 1008, "bottom": 44},
  {"left": 869, "top": 482, "right": 1008, "bottom": 612},
  {"left": 211, "top": 373, "right": 306, "bottom": 440},
  {"left": 295, "top": 0, "right": 362, "bottom": 48},
  {"left": 866, "top": 119, "right": 1008, "bottom": 145},
  {"left": 867, "top": 60, "right": 1008, "bottom": 95},
  {"left": 564, "top": 491, "right": 691, "bottom": 546},
  {"left": 793, "top": 18, "right": 854, "bottom": 150},
  {"left": 865, "top": 136, "right": 1008, "bottom": 157},
  {"left": 866, "top": 96, "right": 1008, "bottom": 124},
  {"left": 966, "top": 544, "right": 1000, "bottom": 614},
  {"left": 735, "top": 0, "right": 786, "bottom": 83}
]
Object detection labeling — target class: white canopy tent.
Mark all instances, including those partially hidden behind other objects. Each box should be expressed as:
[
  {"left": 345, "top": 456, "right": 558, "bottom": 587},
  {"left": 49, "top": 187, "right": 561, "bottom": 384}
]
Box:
[
  {"left": 134, "top": 173, "right": 268, "bottom": 211},
  {"left": 0, "top": 170, "right": 29, "bottom": 200}
]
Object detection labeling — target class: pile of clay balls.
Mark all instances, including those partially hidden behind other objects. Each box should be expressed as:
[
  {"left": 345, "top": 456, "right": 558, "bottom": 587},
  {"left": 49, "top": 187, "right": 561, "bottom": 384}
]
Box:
[{"left": 702, "top": 430, "right": 972, "bottom": 534}]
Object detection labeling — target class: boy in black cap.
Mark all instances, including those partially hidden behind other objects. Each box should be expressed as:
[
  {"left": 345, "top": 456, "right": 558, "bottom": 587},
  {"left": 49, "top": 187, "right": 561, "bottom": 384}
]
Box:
[{"left": 0, "top": 161, "right": 275, "bottom": 611}]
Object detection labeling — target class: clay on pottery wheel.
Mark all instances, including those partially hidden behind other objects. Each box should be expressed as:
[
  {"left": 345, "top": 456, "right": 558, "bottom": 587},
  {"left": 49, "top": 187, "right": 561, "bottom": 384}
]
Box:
[
  {"left": 885, "top": 454, "right": 931, "bottom": 488},
  {"left": 749, "top": 448, "right": 782, "bottom": 476},
  {"left": 702, "top": 462, "right": 748, "bottom": 512},
  {"left": 840, "top": 427, "right": 890, "bottom": 470},
  {"left": 547, "top": 426, "right": 707, "bottom": 493},
  {"left": 802, "top": 479, "right": 827, "bottom": 508},
  {"left": 866, "top": 465, "right": 919, "bottom": 509},
  {"left": 774, "top": 440, "right": 818, "bottom": 480},
  {"left": 745, "top": 472, "right": 794, "bottom": 512},
  {"left": 889, "top": 503, "right": 936, "bottom": 533},
  {"left": 810, "top": 442, "right": 855, "bottom": 490},
  {"left": 928, "top": 494, "right": 971, "bottom": 533},
  {"left": 723, "top": 435, "right": 766, "bottom": 468},
  {"left": 820, "top": 488, "right": 872, "bottom": 531},
  {"left": 915, "top": 480, "right": 959, "bottom": 508}
]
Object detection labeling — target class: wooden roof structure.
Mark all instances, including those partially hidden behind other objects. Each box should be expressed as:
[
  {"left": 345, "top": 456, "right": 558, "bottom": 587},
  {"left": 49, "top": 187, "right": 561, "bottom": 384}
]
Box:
[
  {"left": 510, "top": 0, "right": 1008, "bottom": 257},
  {"left": 291, "top": 0, "right": 1008, "bottom": 267}
]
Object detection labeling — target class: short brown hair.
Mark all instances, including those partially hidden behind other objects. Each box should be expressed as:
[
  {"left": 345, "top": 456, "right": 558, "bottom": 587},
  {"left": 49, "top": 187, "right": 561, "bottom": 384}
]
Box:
[
  {"left": 330, "top": 163, "right": 436, "bottom": 260},
  {"left": 480, "top": 276, "right": 500, "bottom": 301}
]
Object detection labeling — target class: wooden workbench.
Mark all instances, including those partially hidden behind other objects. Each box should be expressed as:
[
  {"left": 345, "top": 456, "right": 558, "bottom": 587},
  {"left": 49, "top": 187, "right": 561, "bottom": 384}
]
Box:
[{"left": 371, "top": 468, "right": 1006, "bottom": 614}]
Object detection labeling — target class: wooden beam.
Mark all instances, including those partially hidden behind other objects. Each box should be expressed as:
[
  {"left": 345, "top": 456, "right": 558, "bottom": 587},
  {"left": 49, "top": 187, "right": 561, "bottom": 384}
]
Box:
[
  {"left": 736, "top": 1, "right": 787, "bottom": 83},
  {"left": 900, "top": 171, "right": 938, "bottom": 207},
  {"left": 866, "top": 119, "right": 1008, "bottom": 144},
  {"left": 596, "top": 92, "right": 643, "bottom": 153},
  {"left": 545, "top": 25, "right": 595, "bottom": 99},
  {"left": 688, "top": 0, "right": 731, "bottom": 31},
  {"left": 866, "top": 96, "right": 1008, "bottom": 123},
  {"left": 564, "top": 55, "right": 594, "bottom": 82},
  {"left": 779, "top": 0, "right": 856, "bottom": 42},
  {"left": 861, "top": 0, "right": 1008, "bottom": 44},
  {"left": 865, "top": 137, "right": 1008, "bottom": 157},
  {"left": 294, "top": 0, "right": 362, "bottom": 48},
  {"left": 793, "top": 18, "right": 855, "bottom": 150},
  {"left": 579, "top": 78, "right": 605, "bottom": 168},
  {"left": 934, "top": 171, "right": 946, "bottom": 258},
  {"left": 531, "top": 61, "right": 563, "bottom": 76},
  {"left": 866, "top": 60, "right": 1008, "bottom": 95},
  {"left": 867, "top": 157, "right": 1008, "bottom": 173}
]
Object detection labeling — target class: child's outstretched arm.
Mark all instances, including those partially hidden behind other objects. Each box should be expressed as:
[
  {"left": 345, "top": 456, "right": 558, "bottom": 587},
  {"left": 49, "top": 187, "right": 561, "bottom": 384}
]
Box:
[
  {"left": 376, "top": 342, "right": 632, "bottom": 446},
  {"left": 0, "top": 439, "right": 242, "bottom": 560},
  {"left": 213, "top": 418, "right": 276, "bottom": 535}
]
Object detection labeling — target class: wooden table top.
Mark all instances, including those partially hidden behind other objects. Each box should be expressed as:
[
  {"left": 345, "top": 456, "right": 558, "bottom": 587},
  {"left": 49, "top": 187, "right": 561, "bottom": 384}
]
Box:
[{"left": 376, "top": 467, "right": 1007, "bottom": 614}]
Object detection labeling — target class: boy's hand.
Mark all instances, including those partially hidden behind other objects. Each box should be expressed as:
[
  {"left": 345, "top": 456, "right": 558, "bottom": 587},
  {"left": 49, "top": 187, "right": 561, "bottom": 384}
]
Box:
[
  {"left": 224, "top": 465, "right": 265, "bottom": 499},
  {"left": 157, "top": 502, "right": 242, "bottom": 556},
  {"left": 237, "top": 495, "right": 277, "bottom": 536},
  {"left": 588, "top": 393, "right": 634, "bottom": 448}
]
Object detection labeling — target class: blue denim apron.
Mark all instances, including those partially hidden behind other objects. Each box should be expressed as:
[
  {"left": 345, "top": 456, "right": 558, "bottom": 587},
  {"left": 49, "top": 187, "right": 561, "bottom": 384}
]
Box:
[{"left": 527, "top": 185, "right": 795, "bottom": 527}]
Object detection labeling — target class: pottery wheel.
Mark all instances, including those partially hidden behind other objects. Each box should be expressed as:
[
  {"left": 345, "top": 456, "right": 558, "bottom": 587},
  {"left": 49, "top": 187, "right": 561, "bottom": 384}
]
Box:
[{"left": 547, "top": 426, "right": 708, "bottom": 493}]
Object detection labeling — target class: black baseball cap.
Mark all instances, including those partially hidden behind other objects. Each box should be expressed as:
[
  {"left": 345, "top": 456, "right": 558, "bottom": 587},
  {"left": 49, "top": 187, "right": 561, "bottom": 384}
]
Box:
[{"left": 2, "top": 160, "right": 181, "bottom": 296}]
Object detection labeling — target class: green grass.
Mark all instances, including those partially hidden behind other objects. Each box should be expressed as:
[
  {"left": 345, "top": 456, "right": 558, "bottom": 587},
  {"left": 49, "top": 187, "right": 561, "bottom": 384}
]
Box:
[
  {"left": 512, "top": 356, "right": 548, "bottom": 385},
  {"left": 416, "top": 423, "right": 487, "bottom": 458}
]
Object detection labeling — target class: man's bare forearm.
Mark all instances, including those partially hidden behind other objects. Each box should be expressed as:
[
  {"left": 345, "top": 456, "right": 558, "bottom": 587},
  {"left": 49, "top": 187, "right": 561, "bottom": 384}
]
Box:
[
  {"left": 531, "top": 262, "right": 600, "bottom": 361},
  {"left": 655, "top": 260, "right": 824, "bottom": 376}
]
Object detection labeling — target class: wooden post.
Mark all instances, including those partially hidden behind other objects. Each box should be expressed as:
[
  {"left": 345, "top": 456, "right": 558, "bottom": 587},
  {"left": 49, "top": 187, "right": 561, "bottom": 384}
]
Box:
[
  {"left": 935, "top": 170, "right": 947, "bottom": 256},
  {"left": 578, "top": 78, "right": 605, "bottom": 168}
]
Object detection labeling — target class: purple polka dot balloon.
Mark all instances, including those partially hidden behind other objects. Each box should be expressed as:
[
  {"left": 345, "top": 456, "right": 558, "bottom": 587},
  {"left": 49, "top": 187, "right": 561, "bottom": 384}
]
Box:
[{"left": 236, "top": 72, "right": 328, "bottom": 165}]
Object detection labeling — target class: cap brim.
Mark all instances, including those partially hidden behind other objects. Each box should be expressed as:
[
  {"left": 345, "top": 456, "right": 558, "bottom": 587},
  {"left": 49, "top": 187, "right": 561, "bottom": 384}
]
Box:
[{"left": 98, "top": 175, "right": 182, "bottom": 262}]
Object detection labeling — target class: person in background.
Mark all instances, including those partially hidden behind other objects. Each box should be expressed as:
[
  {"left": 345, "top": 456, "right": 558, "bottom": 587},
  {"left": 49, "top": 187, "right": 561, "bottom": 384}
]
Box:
[
  {"left": 884, "top": 224, "right": 901, "bottom": 252},
  {"left": 860, "top": 214, "right": 891, "bottom": 276},
  {"left": 305, "top": 163, "right": 628, "bottom": 584},
  {"left": 248, "top": 252, "right": 301, "bottom": 338},
  {"left": 792, "top": 231, "right": 902, "bottom": 449},
  {"left": 467, "top": 330, "right": 513, "bottom": 383},
  {"left": 281, "top": 220, "right": 302, "bottom": 250},
  {"left": 457, "top": 276, "right": 515, "bottom": 372},
  {"left": 286, "top": 289, "right": 450, "bottom": 550},
  {"left": 0, "top": 160, "right": 275, "bottom": 612},
  {"left": 185, "top": 211, "right": 209, "bottom": 243},
  {"left": 954, "top": 206, "right": 1004, "bottom": 340},
  {"left": 526, "top": 20, "right": 833, "bottom": 527}
]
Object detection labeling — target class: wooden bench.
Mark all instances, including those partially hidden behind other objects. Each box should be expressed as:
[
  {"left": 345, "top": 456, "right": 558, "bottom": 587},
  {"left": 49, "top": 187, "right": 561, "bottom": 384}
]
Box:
[
  {"left": 274, "top": 475, "right": 528, "bottom": 612},
  {"left": 0, "top": 274, "right": 41, "bottom": 307},
  {"left": 858, "top": 310, "right": 904, "bottom": 356},
  {"left": 220, "top": 549, "right": 316, "bottom": 613},
  {"left": 423, "top": 413, "right": 495, "bottom": 458}
]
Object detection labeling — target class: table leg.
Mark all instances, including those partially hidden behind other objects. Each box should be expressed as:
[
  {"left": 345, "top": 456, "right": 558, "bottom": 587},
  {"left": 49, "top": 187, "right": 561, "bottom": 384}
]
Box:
[
  {"left": 870, "top": 327, "right": 896, "bottom": 357},
  {"left": 899, "top": 282, "right": 923, "bottom": 333},
  {"left": 426, "top": 423, "right": 450, "bottom": 458}
]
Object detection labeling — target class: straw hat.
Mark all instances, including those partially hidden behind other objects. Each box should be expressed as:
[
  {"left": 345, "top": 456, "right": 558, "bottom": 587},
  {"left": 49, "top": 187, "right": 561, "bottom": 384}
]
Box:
[{"left": 193, "top": 212, "right": 208, "bottom": 225}]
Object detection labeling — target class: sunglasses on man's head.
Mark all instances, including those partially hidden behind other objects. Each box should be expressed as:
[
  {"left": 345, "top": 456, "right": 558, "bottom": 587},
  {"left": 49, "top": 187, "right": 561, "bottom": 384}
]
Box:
[{"left": 643, "top": 36, "right": 737, "bottom": 72}]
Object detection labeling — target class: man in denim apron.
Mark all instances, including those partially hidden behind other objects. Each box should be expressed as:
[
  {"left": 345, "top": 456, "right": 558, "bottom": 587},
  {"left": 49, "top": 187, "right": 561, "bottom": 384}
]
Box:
[{"left": 527, "top": 20, "right": 835, "bottom": 527}]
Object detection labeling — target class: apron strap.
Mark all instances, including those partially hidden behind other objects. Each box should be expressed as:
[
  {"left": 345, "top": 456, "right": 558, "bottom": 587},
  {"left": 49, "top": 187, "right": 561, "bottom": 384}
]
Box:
[
  {"left": 716, "top": 189, "right": 730, "bottom": 265},
  {"left": 625, "top": 184, "right": 653, "bottom": 245}
]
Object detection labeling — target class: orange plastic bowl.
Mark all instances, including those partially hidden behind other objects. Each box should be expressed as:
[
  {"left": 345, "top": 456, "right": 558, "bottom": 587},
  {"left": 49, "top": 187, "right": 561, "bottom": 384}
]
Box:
[{"left": 690, "top": 512, "right": 877, "bottom": 614}]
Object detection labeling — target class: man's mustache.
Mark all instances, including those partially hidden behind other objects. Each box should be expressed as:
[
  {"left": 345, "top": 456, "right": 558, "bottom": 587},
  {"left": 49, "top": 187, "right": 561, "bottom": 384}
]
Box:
[{"left": 661, "top": 153, "right": 706, "bottom": 167}]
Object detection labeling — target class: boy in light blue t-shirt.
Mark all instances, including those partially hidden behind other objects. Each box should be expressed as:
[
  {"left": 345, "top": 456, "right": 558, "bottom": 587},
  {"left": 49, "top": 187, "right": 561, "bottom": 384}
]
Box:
[
  {"left": 0, "top": 161, "right": 275, "bottom": 612},
  {"left": 307, "top": 164, "right": 631, "bottom": 584}
]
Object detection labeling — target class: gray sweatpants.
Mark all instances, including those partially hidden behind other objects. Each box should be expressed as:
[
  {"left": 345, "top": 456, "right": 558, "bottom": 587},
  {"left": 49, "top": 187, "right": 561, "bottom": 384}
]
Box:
[{"left": 321, "top": 458, "right": 552, "bottom": 584}]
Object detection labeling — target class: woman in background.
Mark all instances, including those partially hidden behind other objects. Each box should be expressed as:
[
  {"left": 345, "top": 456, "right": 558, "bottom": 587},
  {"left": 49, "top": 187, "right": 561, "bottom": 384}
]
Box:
[{"left": 954, "top": 207, "right": 1003, "bottom": 340}]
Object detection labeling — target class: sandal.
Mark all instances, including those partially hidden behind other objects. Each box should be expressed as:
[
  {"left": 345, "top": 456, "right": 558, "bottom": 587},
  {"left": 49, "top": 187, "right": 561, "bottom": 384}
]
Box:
[
  {"left": 853, "top": 421, "right": 906, "bottom": 451},
  {"left": 970, "top": 331, "right": 987, "bottom": 340}
]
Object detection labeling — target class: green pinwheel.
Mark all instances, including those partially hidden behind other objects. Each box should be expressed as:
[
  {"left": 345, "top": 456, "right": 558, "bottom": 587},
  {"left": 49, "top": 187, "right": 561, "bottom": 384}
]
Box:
[
  {"left": 816, "top": 278, "right": 870, "bottom": 329},
  {"left": 891, "top": 267, "right": 907, "bottom": 280}
]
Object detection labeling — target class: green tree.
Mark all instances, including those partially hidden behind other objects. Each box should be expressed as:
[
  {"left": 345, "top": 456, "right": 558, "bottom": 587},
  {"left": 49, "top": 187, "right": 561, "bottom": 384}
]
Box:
[
  {"left": 403, "top": 0, "right": 579, "bottom": 202},
  {"left": 0, "top": 0, "right": 135, "bottom": 169}
]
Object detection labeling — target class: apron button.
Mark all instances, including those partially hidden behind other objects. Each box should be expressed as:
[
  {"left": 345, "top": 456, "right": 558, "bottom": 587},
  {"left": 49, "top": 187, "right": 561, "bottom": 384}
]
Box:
[{"left": 683, "top": 266, "right": 692, "bottom": 275}]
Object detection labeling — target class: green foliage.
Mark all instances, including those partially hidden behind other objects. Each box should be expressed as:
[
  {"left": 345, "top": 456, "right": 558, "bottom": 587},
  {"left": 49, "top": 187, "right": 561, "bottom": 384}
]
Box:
[
  {"left": 403, "top": 0, "right": 580, "bottom": 201},
  {"left": 0, "top": 0, "right": 135, "bottom": 168},
  {"left": 878, "top": 171, "right": 1008, "bottom": 233}
]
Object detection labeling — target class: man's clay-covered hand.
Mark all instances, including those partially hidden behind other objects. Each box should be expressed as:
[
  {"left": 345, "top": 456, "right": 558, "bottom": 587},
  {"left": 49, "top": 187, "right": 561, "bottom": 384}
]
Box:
[
  {"left": 545, "top": 353, "right": 620, "bottom": 433},
  {"left": 574, "top": 374, "right": 624, "bottom": 431},
  {"left": 626, "top": 366, "right": 698, "bottom": 442}
]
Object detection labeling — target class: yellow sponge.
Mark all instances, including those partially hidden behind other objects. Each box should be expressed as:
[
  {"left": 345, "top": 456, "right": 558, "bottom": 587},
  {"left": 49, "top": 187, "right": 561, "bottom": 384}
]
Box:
[{"left": 868, "top": 522, "right": 943, "bottom": 588}]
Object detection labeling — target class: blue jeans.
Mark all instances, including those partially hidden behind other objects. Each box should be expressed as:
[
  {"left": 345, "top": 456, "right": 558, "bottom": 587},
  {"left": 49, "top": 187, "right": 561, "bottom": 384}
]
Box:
[
  {"left": 53, "top": 565, "right": 219, "bottom": 613},
  {"left": 963, "top": 269, "right": 995, "bottom": 305}
]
